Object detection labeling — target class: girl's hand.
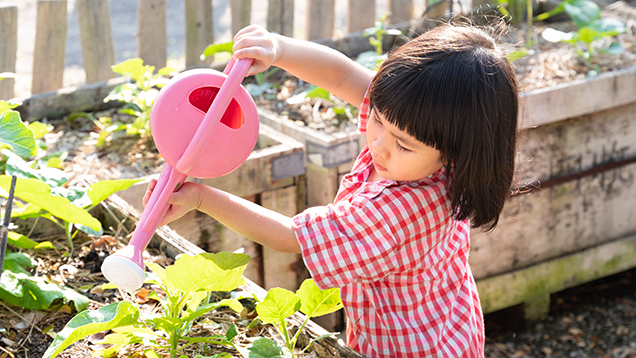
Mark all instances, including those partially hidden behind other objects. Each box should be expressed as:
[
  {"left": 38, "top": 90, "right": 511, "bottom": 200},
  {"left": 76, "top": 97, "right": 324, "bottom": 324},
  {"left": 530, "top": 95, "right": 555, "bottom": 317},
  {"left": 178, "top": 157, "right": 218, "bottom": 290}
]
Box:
[
  {"left": 233, "top": 24, "right": 279, "bottom": 76},
  {"left": 142, "top": 180, "right": 202, "bottom": 227}
]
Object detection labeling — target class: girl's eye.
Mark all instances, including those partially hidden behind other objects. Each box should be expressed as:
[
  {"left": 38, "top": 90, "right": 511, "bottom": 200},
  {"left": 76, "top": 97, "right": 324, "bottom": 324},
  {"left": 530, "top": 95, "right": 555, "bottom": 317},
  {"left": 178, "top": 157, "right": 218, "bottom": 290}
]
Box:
[{"left": 396, "top": 142, "right": 410, "bottom": 152}]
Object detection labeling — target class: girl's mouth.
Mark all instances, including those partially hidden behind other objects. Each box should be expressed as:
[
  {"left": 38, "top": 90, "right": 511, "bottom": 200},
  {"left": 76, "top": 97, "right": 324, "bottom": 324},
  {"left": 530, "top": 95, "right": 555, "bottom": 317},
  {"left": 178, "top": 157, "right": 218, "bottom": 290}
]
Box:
[{"left": 373, "top": 160, "right": 387, "bottom": 172}]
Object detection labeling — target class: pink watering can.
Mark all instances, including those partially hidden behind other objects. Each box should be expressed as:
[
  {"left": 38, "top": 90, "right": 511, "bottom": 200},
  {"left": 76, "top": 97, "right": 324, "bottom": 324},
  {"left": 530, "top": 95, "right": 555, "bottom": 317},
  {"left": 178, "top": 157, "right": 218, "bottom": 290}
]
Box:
[{"left": 101, "top": 58, "right": 259, "bottom": 290}]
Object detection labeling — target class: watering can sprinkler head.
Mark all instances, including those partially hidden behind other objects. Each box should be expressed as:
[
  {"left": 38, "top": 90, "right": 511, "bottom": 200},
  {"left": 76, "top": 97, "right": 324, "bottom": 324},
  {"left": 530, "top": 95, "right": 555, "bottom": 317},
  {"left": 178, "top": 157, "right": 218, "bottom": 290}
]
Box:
[{"left": 101, "top": 58, "right": 259, "bottom": 290}]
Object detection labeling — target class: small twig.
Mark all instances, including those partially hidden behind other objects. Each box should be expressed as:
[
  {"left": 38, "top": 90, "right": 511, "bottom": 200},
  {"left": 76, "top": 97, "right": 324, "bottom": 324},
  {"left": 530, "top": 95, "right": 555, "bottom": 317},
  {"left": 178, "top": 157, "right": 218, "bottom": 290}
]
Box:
[
  {"left": 0, "top": 345, "right": 15, "bottom": 358},
  {"left": 0, "top": 301, "right": 43, "bottom": 334}
]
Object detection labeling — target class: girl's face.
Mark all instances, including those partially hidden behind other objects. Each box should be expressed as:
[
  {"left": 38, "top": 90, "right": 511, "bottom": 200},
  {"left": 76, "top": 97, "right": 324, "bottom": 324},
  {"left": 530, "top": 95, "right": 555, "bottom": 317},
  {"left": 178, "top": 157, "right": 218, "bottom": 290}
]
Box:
[{"left": 366, "top": 108, "right": 444, "bottom": 182}]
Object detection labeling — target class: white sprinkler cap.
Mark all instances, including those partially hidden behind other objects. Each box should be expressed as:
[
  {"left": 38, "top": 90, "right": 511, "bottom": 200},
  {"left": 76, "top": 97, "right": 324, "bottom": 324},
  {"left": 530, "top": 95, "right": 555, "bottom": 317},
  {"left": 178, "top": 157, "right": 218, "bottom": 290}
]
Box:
[{"left": 101, "top": 255, "right": 146, "bottom": 291}]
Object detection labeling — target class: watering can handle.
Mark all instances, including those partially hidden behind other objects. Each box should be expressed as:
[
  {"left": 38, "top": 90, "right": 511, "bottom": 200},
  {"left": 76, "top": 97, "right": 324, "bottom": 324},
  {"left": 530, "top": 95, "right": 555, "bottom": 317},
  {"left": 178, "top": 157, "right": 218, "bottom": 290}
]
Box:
[{"left": 175, "top": 58, "right": 253, "bottom": 174}]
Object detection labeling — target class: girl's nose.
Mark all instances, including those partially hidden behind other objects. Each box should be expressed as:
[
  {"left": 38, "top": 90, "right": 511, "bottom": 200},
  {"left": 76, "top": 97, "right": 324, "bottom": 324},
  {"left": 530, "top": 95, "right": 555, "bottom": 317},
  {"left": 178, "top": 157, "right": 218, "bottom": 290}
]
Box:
[{"left": 372, "top": 131, "right": 389, "bottom": 157}]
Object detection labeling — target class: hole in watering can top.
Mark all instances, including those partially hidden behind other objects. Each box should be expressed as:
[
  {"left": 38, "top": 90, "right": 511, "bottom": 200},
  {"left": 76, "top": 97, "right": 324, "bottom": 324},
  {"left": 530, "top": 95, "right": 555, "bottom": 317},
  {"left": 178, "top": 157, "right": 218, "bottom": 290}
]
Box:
[{"left": 188, "top": 86, "right": 245, "bottom": 130}]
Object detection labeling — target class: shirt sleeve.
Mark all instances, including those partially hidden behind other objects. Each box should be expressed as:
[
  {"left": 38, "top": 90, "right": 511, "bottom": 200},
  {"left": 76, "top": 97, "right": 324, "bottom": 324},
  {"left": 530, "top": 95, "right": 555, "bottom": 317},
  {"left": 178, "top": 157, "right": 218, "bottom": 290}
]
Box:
[{"left": 357, "top": 78, "right": 373, "bottom": 135}]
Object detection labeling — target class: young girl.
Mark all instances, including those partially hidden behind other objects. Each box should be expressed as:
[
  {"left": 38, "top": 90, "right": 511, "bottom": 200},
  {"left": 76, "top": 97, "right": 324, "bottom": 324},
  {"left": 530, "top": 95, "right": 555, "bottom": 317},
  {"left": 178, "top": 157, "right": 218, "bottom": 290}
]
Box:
[{"left": 144, "top": 23, "right": 519, "bottom": 357}]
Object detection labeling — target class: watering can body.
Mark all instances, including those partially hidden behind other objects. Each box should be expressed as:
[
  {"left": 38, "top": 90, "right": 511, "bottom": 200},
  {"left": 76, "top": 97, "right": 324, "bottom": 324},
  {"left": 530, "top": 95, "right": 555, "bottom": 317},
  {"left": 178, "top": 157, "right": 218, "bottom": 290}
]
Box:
[{"left": 101, "top": 59, "right": 259, "bottom": 290}]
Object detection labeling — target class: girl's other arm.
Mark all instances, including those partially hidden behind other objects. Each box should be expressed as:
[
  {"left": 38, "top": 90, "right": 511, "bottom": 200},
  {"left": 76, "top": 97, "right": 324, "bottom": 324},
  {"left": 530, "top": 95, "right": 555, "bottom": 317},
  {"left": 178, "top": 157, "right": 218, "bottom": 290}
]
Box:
[
  {"left": 233, "top": 25, "right": 374, "bottom": 107},
  {"left": 143, "top": 181, "right": 301, "bottom": 254}
]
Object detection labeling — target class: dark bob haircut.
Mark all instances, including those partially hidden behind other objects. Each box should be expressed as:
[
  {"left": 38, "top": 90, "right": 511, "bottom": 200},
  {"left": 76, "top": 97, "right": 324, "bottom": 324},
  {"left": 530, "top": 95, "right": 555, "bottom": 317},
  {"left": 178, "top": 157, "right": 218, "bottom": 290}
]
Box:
[{"left": 369, "top": 24, "right": 519, "bottom": 231}]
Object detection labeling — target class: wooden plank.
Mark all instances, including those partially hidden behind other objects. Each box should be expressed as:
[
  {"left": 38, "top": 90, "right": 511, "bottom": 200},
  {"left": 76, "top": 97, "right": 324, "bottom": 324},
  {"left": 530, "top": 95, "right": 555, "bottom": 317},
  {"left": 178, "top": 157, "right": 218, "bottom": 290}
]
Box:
[
  {"left": 470, "top": 160, "right": 636, "bottom": 280},
  {"left": 76, "top": 0, "right": 116, "bottom": 83},
  {"left": 476, "top": 233, "right": 636, "bottom": 314},
  {"left": 267, "top": 0, "right": 294, "bottom": 37},
  {"left": 231, "top": 0, "right": 251, "bottom": 37},
  {"left": 185, "top": 0, "right": 214, "bottom": 68},
  {"left": 137, "top": 0, "right": 167, "bottom": 69},
  {"left": 306, "top": 162, "right": 340, "bottom": 207},
  {"left": 389, "top": 0, "right": 413, "bottom": 23},
  {"left": 520, "top": 66, "right": 636, "bottom": 130},
  {"left": 347, "top": 0, "right": 376, "bottom": 33},
  {"left": 306, "top": 0, "right": 335, "bottom": 40},
  {"left": 0, "top": 6, "right": 17, "bottom": 100},
  {"left": 15, "top": 77, "right": 125, "bottom": 122},
  {"left": 32, "top": 0, "right": 67, "bottom": 95},
  {"left": 261, "top": 186, "right": 300, "bottom": 291}
]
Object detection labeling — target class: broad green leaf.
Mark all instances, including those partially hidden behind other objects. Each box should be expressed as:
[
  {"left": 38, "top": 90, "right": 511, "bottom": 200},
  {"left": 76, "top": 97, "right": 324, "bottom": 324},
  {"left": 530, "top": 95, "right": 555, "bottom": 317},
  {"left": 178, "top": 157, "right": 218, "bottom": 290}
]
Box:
[
  {"left": 0, "top": 175, "right": 101, "bottom": 231},
  {"left": 296, "top": 279, "right": 343, "bottom": 318},
  {"left": 111, "top": 58, "right": 147, "bottom": 83},
  {"left": 201, "top": 42, "right": 234, "bottom": 60},
  {"left": 589, "top": 17, "right": 626, "bottom": 37},
  {"left": 225, "top": 324, "right": 239, "bottom": 341},
  {"left": 0, "top": 269, "right": 89, "bottom": 311},
  {"left": 604, "top": 41, "right": 624, "bottom": 55},
  {"left": 150, "top": 317, "right": 183, "bottom": 333},
  {"left": 28, "top": 121, "right": 53, "bottom": 140},
  {"left": 0, "top": 110, "right": 37, "bottom": 157},
  {"left": 248, "top": 337, "right": 292, "bottom": 358},
  {"left": 3, "top": 149, "right": 68, "bottom": 187},
  {"left": 305, "top": 86, "right": 332, "bottom": 101},
  {"left": 255, "top": 288, "right": 301, "bottom": 325},
  {"left": 165, "top": 252, "right": 250, "bottom": 294},
  {"left": 563, "top": 0, "right": 600, "bottom": 28},
  {"left": 87, "top": 179, "right": 140, "bottom": 207},
  {"left": 42, "top": 301, "right": 140, "bottom": 358},
  {"left": 7, "top": 231, "right": 39, "bottom": 249},
  {"left": 157, "top": 66, "right": 177, "bottom": 77},
  {"left": 506, "top": 48, "right": 534, "bottom": 63},
  {"left": 182, "top": 299, "right": 244, "bottom": 322}
]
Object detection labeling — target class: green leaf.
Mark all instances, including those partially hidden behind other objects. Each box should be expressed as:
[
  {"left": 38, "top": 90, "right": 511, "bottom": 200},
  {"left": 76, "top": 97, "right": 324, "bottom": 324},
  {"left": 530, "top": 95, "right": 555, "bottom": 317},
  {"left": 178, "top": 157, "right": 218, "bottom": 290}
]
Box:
[
  {"left": 563, "top": 0, "right": 600, "bottom": 28},
  {"left": 296, "top": 279, "right": 343, "bottom": 318},
  {"left": 3, "top": 149, "right": 68, "bottom": 187},
  {"left": 0, "top": 267, "right": 89, "bottom": 311},
  {"left": 182, "top": 299, "right": 244, "bottom": 322},
  {"left": 248, "top": 337, "right": 292, "bottom": 358},
  {"left": 506, "top": 48, "right": 534, "bottom": 63},
  {"left": 165, "top": 252, "right": 250, "bottom": 294},
  {"left": 150, "top": 317, "right": 183, "bottom": 333},
  {"left": 0, "top": 110, "right": 37, "bottom": 157},
  {"left": 304, "top": 86, "right": 332, "bottom": 101},
  {"left": 201, "top": 42, "right": 234, "bottom": 60},
  {"left": 0, "top": 175, "right": 101, "bottom": 231},
  {"left": 43, "top": 301, "right": 140, "bottom": 358},
  {"left": 255, "top": 288, "right": 301, "bottom": 325},
  {"left": 589, "top": 17, "right": 626, "bottom": 37},
  {"left": 86, "top": 179, "right": 139, "bottom": 207},
  {"left": 7, "top": 231, "right": 39, "bottom": 249},
  {"left": 111, "top": 58, "right": 147, "bottom": 83},
  {"left": 28, "top": 121, "right": 54, "bottom": 140},
  {"left": 604, "top": 41, "right": 624, "bottom": 55}
]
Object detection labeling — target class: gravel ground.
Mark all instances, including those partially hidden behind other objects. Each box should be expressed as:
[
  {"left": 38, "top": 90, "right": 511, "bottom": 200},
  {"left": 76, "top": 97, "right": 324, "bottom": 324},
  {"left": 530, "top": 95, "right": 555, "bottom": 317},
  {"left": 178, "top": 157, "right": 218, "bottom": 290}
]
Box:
[{"left": 484, "top": 268, "right": 636, "bottom": 358}]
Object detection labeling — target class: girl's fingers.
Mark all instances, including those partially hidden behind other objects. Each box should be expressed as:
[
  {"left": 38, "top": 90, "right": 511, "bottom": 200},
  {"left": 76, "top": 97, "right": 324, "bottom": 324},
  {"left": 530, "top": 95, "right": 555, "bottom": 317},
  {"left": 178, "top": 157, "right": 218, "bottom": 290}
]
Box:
[{"left": 142, "top": 179, "right": 158, "bottom": 207}]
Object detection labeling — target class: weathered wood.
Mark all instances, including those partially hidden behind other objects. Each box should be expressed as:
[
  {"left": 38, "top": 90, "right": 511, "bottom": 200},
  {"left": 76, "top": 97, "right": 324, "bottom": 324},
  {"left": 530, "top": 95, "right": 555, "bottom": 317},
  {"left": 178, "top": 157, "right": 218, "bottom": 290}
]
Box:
[
  {"left": 185, "top": 0, "right": 214, "bottom": 68},
  {"left": 389, "top": 0, "right": 413, "bottom": 23},
  {"left": 307, "top": 0, "right": 335, "bottom": 40},
  {"left": 520, "top": 66, "right": 636, "bottom": 130},
  {"left": 76, "top": 0, "right": 116, "bottom": 83},
  {"left": 470, "top": 102, "right": 636, "bottom": 280},
  {"left": 31, "top": 1, "right": 67, "bottom": 95},
  {"left": 523, "top": 294, "right": 550, "bottom": 321},
  {"left": 231, "top": 0, "right": 251, "bottom": 37},
  {"left": 267, "top": 0, "right": 294, "bottom": 37},
  {"left": 314, "top": 21, "right": 410, "bottom": 58},
  {"left": 261, "top": 186, "right": 300, "bottom": 291},
  {"left": 137, "top": 0, "right": 167, "bottom": 69},
  {"left": 15, "top": 77, "right": 126, "bottom": 122},
  {"left": 476, "top": 232, "right": 636, "bottom": 314},
  {"left": 347, "top": 0, "right": 376, "bottom": 33},
  {"left": 0, "top": 6, "right": 17, "bottom": 100}
]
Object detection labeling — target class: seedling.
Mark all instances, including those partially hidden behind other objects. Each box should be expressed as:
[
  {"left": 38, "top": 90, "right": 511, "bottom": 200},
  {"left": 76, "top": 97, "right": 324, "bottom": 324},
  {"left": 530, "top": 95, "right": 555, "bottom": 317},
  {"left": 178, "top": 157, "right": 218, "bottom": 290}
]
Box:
[{"left": 43, "top": 252, "right": 250, "bottom": 358}]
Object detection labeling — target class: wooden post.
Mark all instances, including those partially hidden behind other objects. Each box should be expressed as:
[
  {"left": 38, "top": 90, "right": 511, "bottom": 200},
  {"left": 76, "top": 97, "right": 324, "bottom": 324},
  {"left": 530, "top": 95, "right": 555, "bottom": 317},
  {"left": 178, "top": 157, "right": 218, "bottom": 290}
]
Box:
[
  {"left": 185, "top": 0, "right": 214, "bottom": 68},
  {"left": 347, "top": 0, "right": 376, "bottom": 33},
  {"left": 231, "top": 0, "right": 251, "bottom": 37},
  {"left": 306, "top": 0, "right": 335, "bottom": 40},
  {"left": 267, "top": 0, "right": 294, "bottom": 37},
  {"left": 76, "top": 0, "right": 116, "bottom": 83},
  {"left": 137, "top": 0, "right": 167, "bottom": 69},
  {"left": 389, "top": 0, "right": 413, "bottom": 24},
  {"left": 32, "top": 0, "right": 67, "bottom": 95},
  {"left": 261, "top": 186, "right": 300, "bottom": 291},
  {"left": 0, "top": 6, "right": 17, "bottom": 100}
]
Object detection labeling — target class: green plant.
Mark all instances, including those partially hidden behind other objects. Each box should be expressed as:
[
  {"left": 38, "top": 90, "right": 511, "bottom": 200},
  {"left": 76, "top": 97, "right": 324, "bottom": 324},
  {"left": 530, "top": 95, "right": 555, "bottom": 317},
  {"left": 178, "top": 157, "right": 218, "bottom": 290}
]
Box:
[
  {"left": 43, "top": 252, "right": 251, "bottom": 358},
  {"left": 254, "top": 279, "right": 343, "bottom": 354},
  {"left": 357, "top": 13, "right": 402, "bottom": 70},
  {"left": 542, "top": 17, "right": 626, "bottom": 75},
  {"left": 534, "top": 0, "right": 600, "bottom": 27},
  {"left": 102, "top": 58, "right": 176, "bottom": 142}
]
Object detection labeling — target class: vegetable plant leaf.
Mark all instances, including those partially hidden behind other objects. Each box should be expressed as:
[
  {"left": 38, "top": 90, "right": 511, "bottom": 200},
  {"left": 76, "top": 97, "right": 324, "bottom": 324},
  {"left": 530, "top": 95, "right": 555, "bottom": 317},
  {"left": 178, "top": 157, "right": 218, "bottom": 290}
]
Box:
[
  {"left": 248, "top": 337, "right": 293, "bottom": 358},
  {"left": 165, "top": 252, "right": 250, "bottom": 294},
  {"left": 296, "top": 279, "right": 343, "bottom": 318},
  {"left": 111, "top": 58, "right": 147, "bottom": 83},
  {"left": 6, "top": 231, "right": 53, "bottom": 250},
  {"left": 0, "top": 175, "right": 101, "bottom": 231},
  {"left": 0, "top": 110, "right": 37, "bottom": 157},
  {"left": 86, "top": 179, "right": 140, "bottom": 207},
  {"left": 201, "top": 41, "right": 234, "bottom": 60},
  {"left": 563, "top": 0, "right": 600, "bottom": 28},
  {"left": 255, "top": 288, "right": 301, "bottom": 325},
  {"left": 3, "top": 149, "right": 69, "bottom": 187},
  {"left": 42, "top": 301, "right": 140, "bottom": 358}
]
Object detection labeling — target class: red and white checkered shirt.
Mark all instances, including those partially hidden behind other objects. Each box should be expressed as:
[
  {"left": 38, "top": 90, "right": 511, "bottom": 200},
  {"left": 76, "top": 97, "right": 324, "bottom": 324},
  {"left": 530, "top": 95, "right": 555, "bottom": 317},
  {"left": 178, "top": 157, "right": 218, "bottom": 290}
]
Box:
[{"left": 292, "top": 91, "right": 484, "bottom": 357}]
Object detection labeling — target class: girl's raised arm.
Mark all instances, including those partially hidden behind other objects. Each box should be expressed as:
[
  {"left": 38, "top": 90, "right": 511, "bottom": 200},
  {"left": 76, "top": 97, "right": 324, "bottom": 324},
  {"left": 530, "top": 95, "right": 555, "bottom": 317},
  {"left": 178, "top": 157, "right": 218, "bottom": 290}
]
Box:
[{"left": 233, "top": 25, "right": 374, "bottom": 107}]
